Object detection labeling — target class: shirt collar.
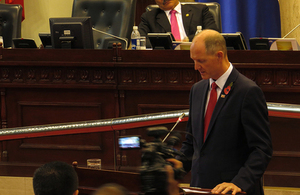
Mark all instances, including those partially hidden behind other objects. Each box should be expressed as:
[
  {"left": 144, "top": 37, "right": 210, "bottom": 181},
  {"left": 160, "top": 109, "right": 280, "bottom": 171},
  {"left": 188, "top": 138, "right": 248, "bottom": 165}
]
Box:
[
  {"left": 165, "top": 2, "right": 182, "bottom": 15},
  {"left": 209, "top": 63, "right": 233, "bottom": 90}
]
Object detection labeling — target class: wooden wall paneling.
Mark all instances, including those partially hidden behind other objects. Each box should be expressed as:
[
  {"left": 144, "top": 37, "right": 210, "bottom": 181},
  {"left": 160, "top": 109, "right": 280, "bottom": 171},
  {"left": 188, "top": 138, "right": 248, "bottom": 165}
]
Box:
[
  {"left": 0, "top": 49, "right": 300, "bottom": 188},
  {"left": 0, "top": 88, "right": 7, "bottom": 162},
  {"left": 5, "top": 131, "right": 116, "bottom": 167},
  {"left": 116, "top": 50, "right": 197, "bottom": 117},
  {"left": 119, "top": 90, "right": 126, "bottom": 117},
  {"left": 1, "top": 141, "right": 7, "bottom": 162},
  {"left": 121, "top": 90, "right": 189, "bottom": 116},
  {"left": 264, "top": 117, "right": 300, "bottom": 187},
  {"left": 137, "top": 104, "right": 189, "bottom": 115},
  {"left": 0, "top": 88, "right": 7, "bottom": 128},
  {"left": 17, "top": 101, "right": 102, "bottom": 127},
  {"left": 5, "top": 88, "right": 117, "bottom": 128}
]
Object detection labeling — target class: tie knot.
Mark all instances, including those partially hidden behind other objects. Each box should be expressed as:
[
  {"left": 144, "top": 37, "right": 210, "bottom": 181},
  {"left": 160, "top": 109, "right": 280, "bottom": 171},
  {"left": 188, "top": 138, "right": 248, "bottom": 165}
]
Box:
[
  {"left": 170, "top": 9, "right": 176, "bottom": 14},
  {"left": 211, "top": 82, "right": 218, "bottom": 90}
]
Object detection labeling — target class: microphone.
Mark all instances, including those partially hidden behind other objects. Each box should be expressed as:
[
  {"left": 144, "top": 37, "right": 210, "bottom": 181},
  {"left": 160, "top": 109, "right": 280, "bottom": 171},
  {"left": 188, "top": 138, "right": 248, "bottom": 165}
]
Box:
[
  {"left": 283, "top": 23, "right": 300, "bottom": 38},
  {"left": 162, "top": 113, "right": 185, "bottom": 143},
  {"left": 92, "top": 27, "right": 128, "bottom": 49}
]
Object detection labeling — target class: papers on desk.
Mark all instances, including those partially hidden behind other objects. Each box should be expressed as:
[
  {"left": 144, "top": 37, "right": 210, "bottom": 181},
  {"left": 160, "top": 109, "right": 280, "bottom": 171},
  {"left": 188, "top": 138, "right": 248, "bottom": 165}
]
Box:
[
  {"left": 269, "top": 38, "right": 300, "bottom": 51},
  {"left": 172, "top": 41, "right": 192, "bottom": 50},
  {"left": 181, "top": 187, "right": 210, "bottom": 193}
]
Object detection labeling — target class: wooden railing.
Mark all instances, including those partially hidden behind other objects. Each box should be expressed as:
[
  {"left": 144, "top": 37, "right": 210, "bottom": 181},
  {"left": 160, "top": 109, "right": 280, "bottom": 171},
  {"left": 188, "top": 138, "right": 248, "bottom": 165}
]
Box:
[
  {"left": 0, "top": 102, "right": 299, "bottom": 188},
  {"left": 0, "top": 102, "right": 299, "bottom": 141}
]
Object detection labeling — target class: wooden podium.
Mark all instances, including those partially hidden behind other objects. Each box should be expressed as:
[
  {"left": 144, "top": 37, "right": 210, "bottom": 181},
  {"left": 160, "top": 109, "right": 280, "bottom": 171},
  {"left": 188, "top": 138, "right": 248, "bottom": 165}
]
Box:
[
  {"left": 72, "top": 162, "right": 246, "bottom": 195},
  {"left": 73, "top": 161, "right": 141, "bottom": 195}
]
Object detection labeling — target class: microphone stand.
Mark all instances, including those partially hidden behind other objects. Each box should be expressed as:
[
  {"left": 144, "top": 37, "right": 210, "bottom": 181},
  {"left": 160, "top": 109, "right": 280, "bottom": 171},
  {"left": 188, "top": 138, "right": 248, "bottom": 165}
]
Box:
[
  {"left": 92, "top": 27, "right": 128, "bottom": 49},
  {"left": 162, "top": 113, "right": 185, "bottom": 143},
  {"left": 283, "top": 23, "right": 300, "bottom": 38}
]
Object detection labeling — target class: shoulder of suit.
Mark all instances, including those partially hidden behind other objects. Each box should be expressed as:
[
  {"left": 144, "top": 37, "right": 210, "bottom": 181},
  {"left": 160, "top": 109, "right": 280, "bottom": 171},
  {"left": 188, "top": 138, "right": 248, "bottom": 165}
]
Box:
[
  {"left": 141, "top": 7, "right": 163, "bottom": 18},
  {"left": 193, "top": 79, "right": 208, "bottom": 89},
  {"left": 149, "top": 7, "right": 164, "bottom": 14},
  {"left": 142, "top": 8, "right": 164, "bottom": 16},
  {"left": 182, "top": 3, "right": 206, "bottom": 9}
]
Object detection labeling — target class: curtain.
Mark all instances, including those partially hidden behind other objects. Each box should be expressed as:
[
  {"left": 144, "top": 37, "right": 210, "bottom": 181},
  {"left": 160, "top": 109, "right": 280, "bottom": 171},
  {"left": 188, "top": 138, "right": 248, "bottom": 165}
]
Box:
[{"left": 196, "top": 0, "right": 281, "bottom": 48}]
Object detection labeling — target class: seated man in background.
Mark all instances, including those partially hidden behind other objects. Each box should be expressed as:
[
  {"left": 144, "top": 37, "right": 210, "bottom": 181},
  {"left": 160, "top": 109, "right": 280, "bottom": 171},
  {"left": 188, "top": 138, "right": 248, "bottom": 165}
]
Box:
[
  {"left": 138, "top": 0, "right": 219, "bottom": 47},
  {"left": 92, "top": 183, "right": 129, "bottom": 195},
  {"left": 33, "top": 161, "right": 79, "bottom": 195}
]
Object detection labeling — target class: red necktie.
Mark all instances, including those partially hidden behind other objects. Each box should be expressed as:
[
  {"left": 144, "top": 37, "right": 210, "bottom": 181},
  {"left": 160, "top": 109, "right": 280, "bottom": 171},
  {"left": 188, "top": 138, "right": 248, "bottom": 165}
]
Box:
[
  {"left": 204, "top": 82, "right": 218, "bottom": 141},
  {"left": 170, "top": 10, "right": 180, "bottom": 41}
]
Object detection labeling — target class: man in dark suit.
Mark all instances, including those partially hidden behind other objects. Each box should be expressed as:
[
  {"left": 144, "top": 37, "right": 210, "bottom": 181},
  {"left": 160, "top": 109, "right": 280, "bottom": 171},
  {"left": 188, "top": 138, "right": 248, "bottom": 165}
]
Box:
[
  {"left": 180, "top": 30, "right": 273, "bottom": 195},
  {"left": 138, "top": 0, "right": 218, "bottom": 47}
]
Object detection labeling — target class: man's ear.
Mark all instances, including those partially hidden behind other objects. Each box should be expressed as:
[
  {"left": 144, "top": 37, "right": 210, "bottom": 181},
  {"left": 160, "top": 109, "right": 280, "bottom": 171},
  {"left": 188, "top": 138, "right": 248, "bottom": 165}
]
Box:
[
  {"left": 216, "top": 51, "right": 224, "bottom": 61},
  {"left": 73, "top": 190, "right": 79, "bottom": 195}
]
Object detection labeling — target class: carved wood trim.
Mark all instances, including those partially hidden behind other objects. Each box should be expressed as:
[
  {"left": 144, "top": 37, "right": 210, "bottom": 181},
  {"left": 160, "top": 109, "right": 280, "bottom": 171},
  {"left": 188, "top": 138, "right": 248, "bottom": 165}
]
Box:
[
  {"left": 0, "top": 88, "right": 7, "bottom": 129},
  {"left": 19, "top": 143, "right": 101, "bottom": 151},
  {"left": 119, "top": 90, "right": 125, "bottom": 117},
  {"left": 0, "top": 66, "right": 117, "bottom": 86}
]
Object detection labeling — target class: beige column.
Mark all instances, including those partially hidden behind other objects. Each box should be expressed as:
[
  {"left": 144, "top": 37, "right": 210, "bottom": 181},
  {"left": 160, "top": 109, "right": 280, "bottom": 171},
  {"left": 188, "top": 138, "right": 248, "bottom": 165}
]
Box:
[{"left": 279, "top": 0, "right": 300, "bottom": 42}]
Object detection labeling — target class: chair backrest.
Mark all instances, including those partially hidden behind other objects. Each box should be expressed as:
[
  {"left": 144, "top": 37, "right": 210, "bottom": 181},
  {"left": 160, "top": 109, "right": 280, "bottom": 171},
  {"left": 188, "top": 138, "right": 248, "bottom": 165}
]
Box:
[
  {"left": 72, "top": 0, "right": 137, "bottom": 49},
  {"left": 146, "top": 2, "right": 222, "bottom": 33},
  {"left": 0, "top": 4, "right": 22, "bottom": 48}
]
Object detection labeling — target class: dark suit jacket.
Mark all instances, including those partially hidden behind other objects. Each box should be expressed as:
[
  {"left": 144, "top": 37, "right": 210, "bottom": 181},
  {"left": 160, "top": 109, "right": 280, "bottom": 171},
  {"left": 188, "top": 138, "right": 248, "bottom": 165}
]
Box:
[
  {"left": 180, "top": 67, "right": 273, "bottom": 195},
  {"left": 138, "top": 4, "right": 218, "bottom": 47}
]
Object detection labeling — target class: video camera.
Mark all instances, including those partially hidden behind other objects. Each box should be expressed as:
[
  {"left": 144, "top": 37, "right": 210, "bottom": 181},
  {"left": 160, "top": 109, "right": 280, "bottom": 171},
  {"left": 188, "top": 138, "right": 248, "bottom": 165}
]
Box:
[{"left": 140, "top": 126, "right": 186, "bottom": 195}]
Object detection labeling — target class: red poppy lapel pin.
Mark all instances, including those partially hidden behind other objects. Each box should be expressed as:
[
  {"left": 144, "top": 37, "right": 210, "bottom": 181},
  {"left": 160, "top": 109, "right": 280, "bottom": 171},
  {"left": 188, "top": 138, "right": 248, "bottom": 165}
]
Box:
[{"left": 221, "top": 82, "right": 233, "bottom": 98}]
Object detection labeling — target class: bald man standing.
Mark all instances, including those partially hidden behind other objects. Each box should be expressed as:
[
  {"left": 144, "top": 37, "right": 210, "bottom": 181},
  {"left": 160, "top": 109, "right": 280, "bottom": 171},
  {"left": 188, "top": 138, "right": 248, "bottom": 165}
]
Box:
[{"left": 179, "top": 30, "right": 273, "bottom": 195}]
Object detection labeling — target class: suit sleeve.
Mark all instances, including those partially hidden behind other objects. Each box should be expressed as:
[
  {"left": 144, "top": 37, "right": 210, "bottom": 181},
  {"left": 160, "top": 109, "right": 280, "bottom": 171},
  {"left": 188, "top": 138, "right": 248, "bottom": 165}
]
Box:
[
  {"left": 231, "top": 85, "right": 273, "bottom": 192},
  {"left": 138, "top": 12, "right": 151, "bottom": 37},
  {"left": 187, "top": 5, "right": 219, "bottom": 41},
  {"left": 138, "top": 12, "right": 154, "bottom": 48},
  {"left": 201, "top": 5, "right": 219, "bottom": 32}
]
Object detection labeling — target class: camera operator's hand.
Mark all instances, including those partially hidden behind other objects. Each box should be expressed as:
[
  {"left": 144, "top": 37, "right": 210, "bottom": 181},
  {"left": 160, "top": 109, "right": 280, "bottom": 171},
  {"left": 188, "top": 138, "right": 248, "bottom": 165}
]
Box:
[
  {"left": 165, "top": 159, "right": 182, "bottom": 195},
  {"left": 166, "top": 158, "right": 183, "bottom": 169}
]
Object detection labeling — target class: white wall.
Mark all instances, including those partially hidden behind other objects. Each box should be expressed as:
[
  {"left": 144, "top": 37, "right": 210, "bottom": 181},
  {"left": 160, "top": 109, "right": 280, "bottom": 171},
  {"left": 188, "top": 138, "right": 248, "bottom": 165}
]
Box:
[{"left": 21, "top": 0, "right": 73, "bottom": 47}]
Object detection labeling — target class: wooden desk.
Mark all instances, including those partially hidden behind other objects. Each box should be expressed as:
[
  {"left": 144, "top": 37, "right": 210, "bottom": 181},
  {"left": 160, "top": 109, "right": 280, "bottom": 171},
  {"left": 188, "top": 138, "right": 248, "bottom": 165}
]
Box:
[
  {"left": 0, "top": 48, "right": 300, "bottom": 188},
  {"left": 72, "top": 162, "right": 246, "bottom": 195},
  {"left": 1, "top": 48, "right": 300, "bottom": 128}
]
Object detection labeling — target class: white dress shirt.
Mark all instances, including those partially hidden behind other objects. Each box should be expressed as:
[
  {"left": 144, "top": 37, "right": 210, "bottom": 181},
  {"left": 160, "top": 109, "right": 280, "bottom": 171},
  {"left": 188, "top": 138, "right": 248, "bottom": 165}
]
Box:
[{"left": 164, "top": 3, "right": 188, "bottom": 41}]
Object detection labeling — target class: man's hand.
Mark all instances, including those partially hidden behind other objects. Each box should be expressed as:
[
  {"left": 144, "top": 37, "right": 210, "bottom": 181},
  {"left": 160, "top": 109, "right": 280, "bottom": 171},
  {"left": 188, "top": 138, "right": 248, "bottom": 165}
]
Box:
[{"left": 211, "top": 182, "right": 242, "bottom": 194}]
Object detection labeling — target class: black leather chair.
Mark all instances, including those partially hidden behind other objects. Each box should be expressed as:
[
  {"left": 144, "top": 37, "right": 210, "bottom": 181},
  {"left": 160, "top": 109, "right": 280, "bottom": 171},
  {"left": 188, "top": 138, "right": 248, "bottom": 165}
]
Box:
[
  {"left": 0, "top": 3, "right": 22, "bottom": 48},
  {"left": 146, "top": 2, "right": 222, "bottom": 33},
  {"left": 72, "top": 0, "right": 137, "bottom": 49}
]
